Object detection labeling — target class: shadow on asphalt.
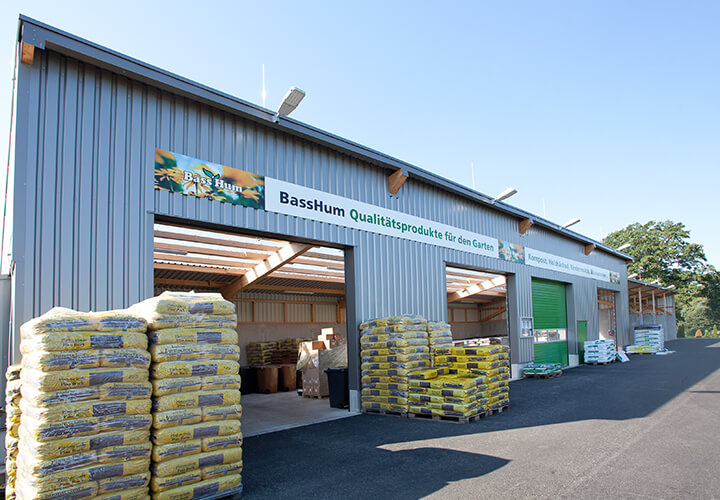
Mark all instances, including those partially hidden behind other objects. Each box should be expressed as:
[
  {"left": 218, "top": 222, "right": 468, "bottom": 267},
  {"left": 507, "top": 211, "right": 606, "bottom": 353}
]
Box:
[{"left": 242, "top": 338, "right": 719, "bottom": 498}]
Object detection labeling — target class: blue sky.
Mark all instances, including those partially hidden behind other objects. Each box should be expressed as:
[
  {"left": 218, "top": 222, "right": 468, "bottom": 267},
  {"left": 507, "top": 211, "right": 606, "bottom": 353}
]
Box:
[{"left": 1, "top": 1, "right": 718, "bottom": 266}]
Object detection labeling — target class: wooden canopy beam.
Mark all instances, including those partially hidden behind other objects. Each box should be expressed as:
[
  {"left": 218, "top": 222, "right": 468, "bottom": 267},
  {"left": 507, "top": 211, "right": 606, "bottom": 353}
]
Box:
[
  {"left": 21, "top": 42, "right": 34, "bottom": 65},
  {"left": 242, "top": 284, "right": 345, "bottom": 295},
  {"left": 447, "top": 276, "right": 506, "bottom": 303},
  {"left": 585, "top": 244, "right": 596, "bottom": 256},
  {"left": 519, "top": 218, "right": 533, "bottom": 235},
  {"left": 153, "top": 262, "right": 244, "bottom": 275},
  {"left": 388, "top": 169, "right": 408, "bottom": 195},
  {"left": 222, "top": 243, "right": 312, "bottom": 298},
  {"left": 155, "top": 278, "right": 229, "bottom": 288}
]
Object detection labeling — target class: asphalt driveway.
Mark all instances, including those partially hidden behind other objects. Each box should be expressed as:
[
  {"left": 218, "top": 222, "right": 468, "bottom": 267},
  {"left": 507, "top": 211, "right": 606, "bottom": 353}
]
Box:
[{"left": 243, "top": 338, "right": 720, "bottom": 499}]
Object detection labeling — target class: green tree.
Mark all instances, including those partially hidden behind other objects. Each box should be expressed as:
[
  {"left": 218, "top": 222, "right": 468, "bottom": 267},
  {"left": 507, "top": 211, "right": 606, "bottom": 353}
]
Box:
[{"left": 603, "top": 220, "right": 719, "bottom": 334}]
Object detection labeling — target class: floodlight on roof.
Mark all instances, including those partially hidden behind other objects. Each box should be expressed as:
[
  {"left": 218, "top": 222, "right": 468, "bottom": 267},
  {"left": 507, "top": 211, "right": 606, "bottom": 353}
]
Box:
[
  {"left": 561, "top": 217, "right": 580, "bottom": 229},
  {"left": 617, "top": 243, "right": 632, "bottom": 251},
  {"left": 493, "top": 187, "right": 517, "bottom": 203},
  {"left": 274, "top": 87, "right": 306, "bottom": 122}
]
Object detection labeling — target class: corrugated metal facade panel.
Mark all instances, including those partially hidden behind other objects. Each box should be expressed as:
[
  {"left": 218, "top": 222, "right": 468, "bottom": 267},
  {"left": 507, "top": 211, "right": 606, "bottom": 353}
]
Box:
[
  {"left": 12, "top": 44, "right": 632, "bottom": 380},
  {"left": 285, "top": 302, "right": 311, "bottom": 322},
  {"left": 315, "top": 304, "right": 337, "bottom": 323}
]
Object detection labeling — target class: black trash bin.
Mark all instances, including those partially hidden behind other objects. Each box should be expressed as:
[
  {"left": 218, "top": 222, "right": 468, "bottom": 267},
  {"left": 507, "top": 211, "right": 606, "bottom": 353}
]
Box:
[{"left": 325, "top": 367, "right": 349, "bottom": 409}]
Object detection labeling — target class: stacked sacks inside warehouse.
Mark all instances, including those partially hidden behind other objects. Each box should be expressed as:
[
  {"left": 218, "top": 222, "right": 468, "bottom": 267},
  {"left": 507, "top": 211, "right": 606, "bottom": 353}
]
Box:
[
  {"left": 426, "top": 322, "right": 453, "bottom": 364},
  {"left": 132, "top": 291, "right": 243, "bottom": 500},
  {"left": 5, "top": 364, "right": 22, "bottom": 500},
  {"left": 16, "top": 307, "right": 152, "bottom": 500},
  {"left": 583, "top": 339, "right": 615, "bottom": 364},
  {"left": 360, "top": 315, "right": 431, "bottom": 414},
  {"left": 246, "top": 342, "right": 277, "bottom": 366}
]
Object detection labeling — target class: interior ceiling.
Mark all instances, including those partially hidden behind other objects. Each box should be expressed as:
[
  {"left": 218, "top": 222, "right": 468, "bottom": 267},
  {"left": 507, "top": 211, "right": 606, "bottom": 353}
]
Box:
[
  {"left": 446, "top": 266, "right": 507, "bottom": 304},
  {"left": 153, "top": 223, "right": 508, "bottom": 301}
]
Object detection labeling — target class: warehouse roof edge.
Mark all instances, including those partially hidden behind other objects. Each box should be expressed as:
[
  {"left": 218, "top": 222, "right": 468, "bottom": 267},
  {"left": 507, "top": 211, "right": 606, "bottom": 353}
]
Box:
[{"left": 16, "top": 14, "right": 631, "bottom": 263}]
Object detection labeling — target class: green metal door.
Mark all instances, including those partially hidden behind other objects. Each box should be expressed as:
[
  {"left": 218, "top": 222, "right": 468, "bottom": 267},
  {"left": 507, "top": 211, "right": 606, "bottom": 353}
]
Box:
[
  {"left": 532, "top": 279, "right": 569, "bottom": 366},
  {"left": 578, "top": 320, "right": 587, "bottom": 362}
]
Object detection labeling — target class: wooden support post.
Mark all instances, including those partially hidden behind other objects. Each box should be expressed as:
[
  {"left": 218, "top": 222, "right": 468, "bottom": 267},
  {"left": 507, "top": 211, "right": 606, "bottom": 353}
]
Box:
[
  {"left": 519, "top": 218, "right": 533, "bottom": 235},
  {"left": 585, "top": 243, "right": 595, "bottom": 256},
  {"left": 388, "top": 169, "right": 407, "bottom": 194},
  {"left": 21, "top": 42, "right": 34, "bottom": 65}
]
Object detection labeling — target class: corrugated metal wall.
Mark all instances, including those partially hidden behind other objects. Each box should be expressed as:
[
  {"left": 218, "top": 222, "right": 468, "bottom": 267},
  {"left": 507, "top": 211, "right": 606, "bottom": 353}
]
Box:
[{"left": 12, "top": 42, "right": 630, "bottom": 381}]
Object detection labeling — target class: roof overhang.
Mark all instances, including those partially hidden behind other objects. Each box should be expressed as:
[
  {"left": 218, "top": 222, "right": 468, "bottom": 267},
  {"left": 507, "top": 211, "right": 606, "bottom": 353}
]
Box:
[{"left": 18, "top": 15, "right": 632, "bottom": 263}]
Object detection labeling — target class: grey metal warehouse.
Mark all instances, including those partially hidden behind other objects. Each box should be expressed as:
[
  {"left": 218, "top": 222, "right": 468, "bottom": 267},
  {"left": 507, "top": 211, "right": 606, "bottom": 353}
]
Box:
[{"left": 7, "top": 16, "right": 649, "bottom": 411}]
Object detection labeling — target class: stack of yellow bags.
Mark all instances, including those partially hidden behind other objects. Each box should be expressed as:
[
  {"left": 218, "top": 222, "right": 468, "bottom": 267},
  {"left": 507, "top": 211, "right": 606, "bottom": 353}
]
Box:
[
  {"left": 278, "top": 337, "right": 310, "bottom": 350},
  {"left": 5, "top": 364, "right": 22, "bottom": 500},
  {"left": 16, "top": 307, "right": 152, "bottom": 500},
  {"left": 426, "top": 322, "right": 453, "bottom": 364},
  {"left": 360, "top": 315, "right": 430, "bottom": 413},
  {"left": 246, "top": 342, "right": 277, "bottom": 366},
  {"left": 408, "top": 368, "right": 487, "bottom": 418},
  {"left": 435, "top": 345, "right": 511, "bottom": 411},
  {"left": 131, "top": 291, "right": 243, "bottom": 500}
]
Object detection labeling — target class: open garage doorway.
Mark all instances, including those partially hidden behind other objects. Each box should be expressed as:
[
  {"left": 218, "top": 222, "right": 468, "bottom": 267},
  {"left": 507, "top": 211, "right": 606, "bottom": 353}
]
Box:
[
  {"left": 598, "top": 288, "right": 618, "bottom": 347},
  {"left": 445, "top": 265, "right": 509, "bottom": 346},
  {"left": 153, "top": 219, "right": 354, "bottom": 436}
]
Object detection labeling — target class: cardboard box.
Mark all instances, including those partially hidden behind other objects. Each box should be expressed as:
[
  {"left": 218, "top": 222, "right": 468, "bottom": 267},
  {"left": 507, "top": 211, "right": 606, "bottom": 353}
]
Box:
[{"left": 302, "top": 365, "right": 329, "bottom": 397}]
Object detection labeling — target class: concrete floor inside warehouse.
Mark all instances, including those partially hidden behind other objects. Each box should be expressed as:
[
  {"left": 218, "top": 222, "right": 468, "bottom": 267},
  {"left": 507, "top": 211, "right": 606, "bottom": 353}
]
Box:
[{"left": 241, "top": 391, "right": 356, "bottom": 436}]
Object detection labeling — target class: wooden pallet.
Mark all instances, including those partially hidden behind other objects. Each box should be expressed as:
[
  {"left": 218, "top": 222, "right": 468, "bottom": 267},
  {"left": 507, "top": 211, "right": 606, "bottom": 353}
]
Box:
[
  {"left": 523, "top": 371, "right": 562, "bottom": 379},
  {"left": 408, "top": 411, "right": 486, "bottom": 424},
  {"left": 585, "top": 360, "right": 614, "bottom": 365},
  {"left": 302, "top": 393, "right": 329, "bottom": 399},
  {"left": 361, "top": 408, "right": 408, "bottom": 418},
  {"left": 408, "top": 404, "right": 509, "bottom": 424}
]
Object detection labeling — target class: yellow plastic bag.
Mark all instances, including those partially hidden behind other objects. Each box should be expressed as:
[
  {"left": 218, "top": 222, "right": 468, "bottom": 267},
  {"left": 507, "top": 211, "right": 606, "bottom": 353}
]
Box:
[
  {"left": 152, "top": 420, "right": 242, "bottom": 445},
  {"left": 94, "top": 486, "right": 149, "bottom": 500},
  {"left": 21, "top": 382, "right": 152, "bottom": 407},
  {"left": 21, "top": 307, "right": 147, "bottom": 335},
  {"left": 154, "top": 408, "right": 203, "bottom": 429},
  {"left": 21, "top": 367, "right": 148, "bottom": 392},
  {"left": 360, "top": 401, "right": 407, "bottom": 412},
  {"left": 21, "top": 414, "right": 152, "bottom": 442},
  {"left": 203, "top": 404, "right": 242, "bottom": 422},
  {"left": 19, "top": 429, "right": 149, "bottom": 460},
  {"left": 21, "top": 332, "right": 148, "bottom": 353},
  {"left": 14, "top": 478, "right": 98, "bottom": 500},
  {"left": 150, "top": 470, "right": 201, "bottom": 492},
  {"left": 22, "top": 349, "right": 151, "bottom": 371},
  {"left": 151, "top": 360, "right": 239, "bottom": 379},
  {"left": 360, "top": 381, "right": 408, "bottom": 392},
  {"left": 152, "top": 440, "right": 202, "bottom": 463},
  {"left": 133, "top": 291, "right": 235, "bottom": 316},
  {"left": 16, "top": 457, "right": 150, "bottom": 492},
  {"left": 18, "top": 442, "right": 151, "bottom": 475},
  {"left": 152, "top": 473, "right": 241, "bottom": 500},
  {"left": 6, "top": 363, "right": 21, "bottom": 381},
  {"left": 153, "top": 389, "right": 241, "bottom": 412},
  {"left": 203, "top": 459, "right": 243, "bottom": 479},
  {"left": 151, "top": 374, "right": 242, "bottom": 396},
  {"left": 148, "top": 328, "right": 238, "bottom": 346},
  {"left": 152, "top": 448, "right": 243, "bottom": 478},
  {"left": 21, "top": 399, "right": 151, "bottom": 422},
  {"left": 150, "top": 343, "right": 240, "bottom": 362},
  {"left": 360, "top": 315, "right": 427, "bottom": 330},
  {"left": 96, "top": 471, "right": 150, "bottom": 494},
  {"left": 202, "top": 433, "right": 243, "bottom": 452},
  {"left": 143, "top": 313, "right": 237, "bottom": 331}
]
